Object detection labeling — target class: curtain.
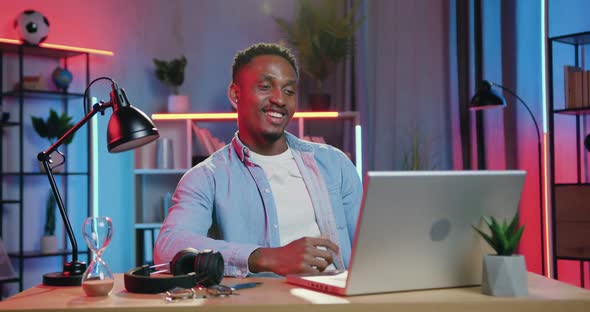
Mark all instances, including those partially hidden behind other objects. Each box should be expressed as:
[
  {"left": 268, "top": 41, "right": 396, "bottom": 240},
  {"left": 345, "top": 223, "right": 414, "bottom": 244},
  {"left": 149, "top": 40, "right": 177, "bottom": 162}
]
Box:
[{"left": 355, "top": 0, "right": 454, "bottom": 171}]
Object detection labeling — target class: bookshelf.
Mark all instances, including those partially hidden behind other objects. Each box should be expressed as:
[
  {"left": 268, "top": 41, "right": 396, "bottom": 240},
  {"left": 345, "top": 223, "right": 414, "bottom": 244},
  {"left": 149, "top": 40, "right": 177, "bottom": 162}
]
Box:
[
  {"left": 0, "top": 39, "right": 112, "bottom": 296},
  {"left": 548, "top": 31, "right": 590, "bottom": 283}
]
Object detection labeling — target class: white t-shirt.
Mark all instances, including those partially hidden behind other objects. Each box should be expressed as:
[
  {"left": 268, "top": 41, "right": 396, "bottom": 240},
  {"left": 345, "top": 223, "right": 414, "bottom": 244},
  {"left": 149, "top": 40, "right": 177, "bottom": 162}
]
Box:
[{"left": 248, "top": 148, "right": 321, "bottom": 245}]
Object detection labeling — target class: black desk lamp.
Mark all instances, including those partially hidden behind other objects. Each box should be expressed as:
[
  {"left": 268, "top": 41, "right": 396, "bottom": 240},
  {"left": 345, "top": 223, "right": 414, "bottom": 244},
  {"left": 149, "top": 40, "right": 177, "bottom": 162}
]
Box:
[
  {"left": 39, "top": 77, "right": 160, "bottom": 286},
  {"left": 469, "top": 80, "right": 545, "bottom": 276}
]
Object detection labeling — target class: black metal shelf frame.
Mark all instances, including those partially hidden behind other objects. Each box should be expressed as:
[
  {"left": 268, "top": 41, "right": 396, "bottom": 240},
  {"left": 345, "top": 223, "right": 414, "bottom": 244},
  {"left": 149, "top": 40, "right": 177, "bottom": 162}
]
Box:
[
  {"left": 548, "top": 31, "right": 590, "bottom": 287},
  {"left": 0, "top": 44, "right": 92, "bottom": 294}
]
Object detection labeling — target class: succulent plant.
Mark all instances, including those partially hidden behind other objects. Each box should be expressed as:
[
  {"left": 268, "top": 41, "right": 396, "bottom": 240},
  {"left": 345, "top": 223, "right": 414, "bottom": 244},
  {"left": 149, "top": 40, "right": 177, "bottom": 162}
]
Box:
[{"left": 472, "top": 211, "right": 525, "bottom": 256}]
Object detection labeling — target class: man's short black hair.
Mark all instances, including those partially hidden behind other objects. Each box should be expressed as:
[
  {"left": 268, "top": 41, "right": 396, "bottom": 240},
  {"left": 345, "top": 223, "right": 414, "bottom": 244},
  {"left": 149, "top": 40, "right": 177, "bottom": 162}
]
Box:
[{"left": 232, "top": 42, "right": 299, "bottom": 82}]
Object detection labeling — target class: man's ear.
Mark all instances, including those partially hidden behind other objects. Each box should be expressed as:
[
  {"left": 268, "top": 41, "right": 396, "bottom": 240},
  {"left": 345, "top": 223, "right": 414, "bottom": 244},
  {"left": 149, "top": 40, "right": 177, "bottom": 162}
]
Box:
[{"left": 228, "top": 83, "right": 239, "bottom": 111}]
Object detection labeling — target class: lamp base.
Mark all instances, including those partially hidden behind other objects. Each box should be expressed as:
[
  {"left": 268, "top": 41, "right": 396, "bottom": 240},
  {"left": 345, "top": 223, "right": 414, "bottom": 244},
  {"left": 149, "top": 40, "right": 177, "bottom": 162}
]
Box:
[{"left": 43, "top": 261, "right": 87, "bottom": 286}]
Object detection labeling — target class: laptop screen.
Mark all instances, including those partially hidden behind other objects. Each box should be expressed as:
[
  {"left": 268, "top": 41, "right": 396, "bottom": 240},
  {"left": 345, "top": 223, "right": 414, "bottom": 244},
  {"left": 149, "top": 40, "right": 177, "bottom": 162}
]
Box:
[
  {"left": 288, "top": 170, "right": 525, "bottom": 296},
  {"left": 347, "top": 170, "right": 525, "bottom": 295}
]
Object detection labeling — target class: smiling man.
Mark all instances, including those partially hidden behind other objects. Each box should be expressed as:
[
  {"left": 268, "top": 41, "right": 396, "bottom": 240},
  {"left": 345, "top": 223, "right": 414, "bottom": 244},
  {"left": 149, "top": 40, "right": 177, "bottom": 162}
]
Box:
[{"left": 154, "top": 43, "right": 362, "bottom": 277}]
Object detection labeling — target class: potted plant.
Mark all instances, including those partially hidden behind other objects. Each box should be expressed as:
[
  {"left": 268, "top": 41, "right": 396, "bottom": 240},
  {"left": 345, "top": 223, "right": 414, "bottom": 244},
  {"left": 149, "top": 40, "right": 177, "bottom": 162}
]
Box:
[
  {"left": 40, "top": 192, "right": 58, "bottom": 254},
  {"left": 153, "top": 55, "right": 188, "bottom": 113},
  {"left": 401, "top": 128, "right": 438, "bottom": 170},
  {"left": 472, "top": 211, "right": 528, "bottom": 297},
  {"left": 274, "top": 0, "right": 363, "bottom": 111},
  {"left": 31, "top": 108, "right": 75, "bottom": 172}
]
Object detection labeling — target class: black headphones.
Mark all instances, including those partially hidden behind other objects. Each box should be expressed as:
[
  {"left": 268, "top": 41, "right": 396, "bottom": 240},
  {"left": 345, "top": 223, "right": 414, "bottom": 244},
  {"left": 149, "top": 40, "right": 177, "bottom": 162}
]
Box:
[{"left": 124, "top": 248, "right": 224, "bottom": 294}]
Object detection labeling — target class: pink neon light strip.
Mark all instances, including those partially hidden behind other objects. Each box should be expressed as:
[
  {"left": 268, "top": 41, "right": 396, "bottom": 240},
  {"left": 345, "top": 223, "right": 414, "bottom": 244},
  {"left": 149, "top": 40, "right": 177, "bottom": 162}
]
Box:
[
  {"left": 152, "top": 112, "right": 341, "bottom": 120},
  {"left": 0, "top": 38, "right": 114, "bottom": 56},
  {"left": 543, "top": 133, "right": 551, "bottom": 278}
]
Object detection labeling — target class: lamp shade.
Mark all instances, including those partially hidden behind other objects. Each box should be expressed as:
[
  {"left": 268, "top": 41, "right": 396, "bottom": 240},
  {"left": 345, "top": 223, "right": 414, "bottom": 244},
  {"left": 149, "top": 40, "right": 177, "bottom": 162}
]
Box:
[
  {"left": 470, "top": 80, "right": 506, "bottom": 111},
  {"left": 107, "top": 86, "right": 159, "bottom": 153},
  {"left": 107, "top": 106, "right": 159, "bottom": 152}
]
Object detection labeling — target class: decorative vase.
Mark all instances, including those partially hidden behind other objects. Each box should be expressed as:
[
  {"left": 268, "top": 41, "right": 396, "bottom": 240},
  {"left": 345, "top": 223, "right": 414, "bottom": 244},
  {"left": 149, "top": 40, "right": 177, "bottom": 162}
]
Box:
[
  {"left": 481, "top": 254, "right": 528, "bottom": 297},
  {"left": 156, "top": 138, "right": 174, "bottom": 169},
  {"left": 40, "top": 235, "right": 57, "bottom": 254},
  {"left": 308, "top": 93, "right": 331, "bottom": 111},
  {"left": 167, "top": 95, "right": 190, "bottom": 113}
]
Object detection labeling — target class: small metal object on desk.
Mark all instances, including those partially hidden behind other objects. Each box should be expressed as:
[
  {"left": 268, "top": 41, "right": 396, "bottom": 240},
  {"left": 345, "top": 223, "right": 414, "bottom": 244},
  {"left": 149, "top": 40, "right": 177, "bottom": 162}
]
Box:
[
  {"left": 163, "top": 287, "right": 195, "bottom": 302},
  {"left": 163, "top": 284, "right": 244, "bottom": 302},
  {"left": 206, "top": 284, "right": 236, "bottom": 297}
]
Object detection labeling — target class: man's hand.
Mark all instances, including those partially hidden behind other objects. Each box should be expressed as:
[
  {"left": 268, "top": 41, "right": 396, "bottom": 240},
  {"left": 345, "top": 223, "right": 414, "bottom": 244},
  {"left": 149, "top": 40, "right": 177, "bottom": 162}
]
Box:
[{"left": 248, "top": 237, "right": 339, "bottom": 276}]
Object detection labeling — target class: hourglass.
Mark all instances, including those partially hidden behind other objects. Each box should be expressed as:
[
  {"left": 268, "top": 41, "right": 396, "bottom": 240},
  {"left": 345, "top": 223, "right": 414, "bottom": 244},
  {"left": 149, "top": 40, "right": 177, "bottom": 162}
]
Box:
[{"left": 81, "top": 216, "right": 114, "bottom": 297}]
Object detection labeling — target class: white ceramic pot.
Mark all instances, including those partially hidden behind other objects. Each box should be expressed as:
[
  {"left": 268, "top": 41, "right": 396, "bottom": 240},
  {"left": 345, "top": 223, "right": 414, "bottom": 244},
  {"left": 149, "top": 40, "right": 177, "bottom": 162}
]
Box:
[
  {"left": 167, "top": 95, "right": 190, "bottom": 113},
  {"left": 481, "top": 254, "right": 528, "bottom": 297},
  {"left": 40, "top": 235, "right": 58, "bottom": 254}
]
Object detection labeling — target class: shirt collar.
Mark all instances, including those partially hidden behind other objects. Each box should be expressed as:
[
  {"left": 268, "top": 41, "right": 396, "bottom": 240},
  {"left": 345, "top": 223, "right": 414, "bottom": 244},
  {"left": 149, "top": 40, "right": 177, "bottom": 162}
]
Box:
[{"left": 231, "top": 131, "right": 313, "bottom": 163}]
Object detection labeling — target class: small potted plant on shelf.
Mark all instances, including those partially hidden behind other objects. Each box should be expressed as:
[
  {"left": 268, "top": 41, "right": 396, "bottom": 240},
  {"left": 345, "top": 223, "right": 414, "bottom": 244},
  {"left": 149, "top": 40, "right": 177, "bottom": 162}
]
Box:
[
  {"left": 274, "top": 0, "right": 363, "bottom": 110},
  {"left": 153, "top": 55, "right": 188, "bottom": 113},
  {"left": 472, "top": 211, "right": 528, "bottom": 297},
  {"left": 40, "top": 192, "right": 57, "bottom": 254},
  {"left": 31, "top": 108, "right": 75, "bottom": 172}
]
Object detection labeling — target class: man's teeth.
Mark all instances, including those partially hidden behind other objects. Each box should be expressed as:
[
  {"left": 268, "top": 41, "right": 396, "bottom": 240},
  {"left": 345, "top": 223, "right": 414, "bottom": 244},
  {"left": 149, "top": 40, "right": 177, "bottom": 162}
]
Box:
[{"left": 266, "top": 111, "right": 284, "bottom": 118}]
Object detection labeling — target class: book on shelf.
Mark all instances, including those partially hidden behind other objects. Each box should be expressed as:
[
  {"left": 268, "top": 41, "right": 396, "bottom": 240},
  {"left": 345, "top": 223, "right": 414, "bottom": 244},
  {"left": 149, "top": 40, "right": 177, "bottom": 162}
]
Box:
[
  {"left": 302, "top": 135, "right": 326, "bottom": 144},
  {"left": 191, "top": 124, "right": 226, "bottom": 155},
  {"left": 564, "top": 65, "right": 587, "bottom": 109},
  {"left": 584, "top": 70, "right": 589, "bottom": 107},
  {"left": 192, "top": 124, "right": 216, "bottom": 155},
  {"left": 312, "top": 136, "right": 326, "bottom": 144},
  {"left": 201, "top": 128, "right": 226, "bottom": 151},
  {"left": 209, "top": 135, "right": 225, "bottom": 151}
]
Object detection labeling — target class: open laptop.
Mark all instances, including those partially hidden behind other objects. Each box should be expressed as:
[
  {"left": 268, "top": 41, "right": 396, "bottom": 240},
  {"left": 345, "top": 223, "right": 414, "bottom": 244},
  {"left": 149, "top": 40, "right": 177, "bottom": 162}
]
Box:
[{"left": 286, "top": 170, "right": 526, "bottom": 296}]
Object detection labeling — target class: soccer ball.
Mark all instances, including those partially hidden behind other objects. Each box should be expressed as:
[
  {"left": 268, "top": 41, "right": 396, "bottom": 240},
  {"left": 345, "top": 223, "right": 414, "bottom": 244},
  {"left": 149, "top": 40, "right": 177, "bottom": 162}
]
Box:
[{"left": 13, "top": 10, "right": 50, "bottom": 45}]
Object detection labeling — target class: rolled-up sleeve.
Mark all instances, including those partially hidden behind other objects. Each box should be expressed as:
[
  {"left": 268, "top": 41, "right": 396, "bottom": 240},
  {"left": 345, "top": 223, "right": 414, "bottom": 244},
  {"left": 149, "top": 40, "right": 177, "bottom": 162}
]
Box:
[{"left": 153, "top": 165, "right": 260, "bottom": 277}]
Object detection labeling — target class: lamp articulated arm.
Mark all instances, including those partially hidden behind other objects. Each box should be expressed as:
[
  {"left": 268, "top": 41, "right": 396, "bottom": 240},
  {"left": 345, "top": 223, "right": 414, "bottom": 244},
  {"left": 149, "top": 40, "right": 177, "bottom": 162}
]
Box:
[
  {"left": 38, "top": 102, "right": 111, "bottom": 161},
  {"left": 37, "top": 102, "right": 111, "bottom": 264},
  {"left": 39, "top": 76, "right": 159, "bottom": 286}
]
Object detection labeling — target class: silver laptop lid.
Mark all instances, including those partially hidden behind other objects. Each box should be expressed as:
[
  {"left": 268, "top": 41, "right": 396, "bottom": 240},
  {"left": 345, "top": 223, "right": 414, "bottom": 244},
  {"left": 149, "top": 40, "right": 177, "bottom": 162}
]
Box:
[{"left": 345, "top": 170, "right": 525, "bottom": 295}]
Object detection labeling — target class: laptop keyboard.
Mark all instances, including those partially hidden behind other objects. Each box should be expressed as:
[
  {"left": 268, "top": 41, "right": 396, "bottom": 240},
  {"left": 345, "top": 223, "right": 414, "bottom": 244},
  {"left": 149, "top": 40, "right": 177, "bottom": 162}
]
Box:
[{"left": 301, "top": 271, "right": 348, "bottom": 288}]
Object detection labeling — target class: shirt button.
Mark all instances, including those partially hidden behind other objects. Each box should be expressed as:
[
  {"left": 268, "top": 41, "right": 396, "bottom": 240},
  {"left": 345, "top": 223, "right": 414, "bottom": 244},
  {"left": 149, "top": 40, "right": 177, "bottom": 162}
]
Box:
[
  {"left": 273, "top": 224, "right": 278, "bottom": 228},
  {"left": 265, "top": 188, "right": 270, "bottom": 193}
]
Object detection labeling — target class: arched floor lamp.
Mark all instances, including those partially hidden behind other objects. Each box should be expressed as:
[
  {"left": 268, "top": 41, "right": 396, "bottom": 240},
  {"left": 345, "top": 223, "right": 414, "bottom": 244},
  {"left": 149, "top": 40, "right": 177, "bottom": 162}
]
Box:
[{"left": 470, "top": 80, "right": 545, "bottom": 276}]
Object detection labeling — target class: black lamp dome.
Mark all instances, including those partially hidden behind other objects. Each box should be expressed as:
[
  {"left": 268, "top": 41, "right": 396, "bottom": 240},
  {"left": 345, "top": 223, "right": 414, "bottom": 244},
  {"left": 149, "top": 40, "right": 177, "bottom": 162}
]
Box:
[
  {"left": 106, "top": 86, "right": 159, "bottom": 153},
  {"left": 470, "top": 80, "right": 506, "bottom": 111},
  {"left": 107, "top": 105, "right": 159, "bottom": 153}
]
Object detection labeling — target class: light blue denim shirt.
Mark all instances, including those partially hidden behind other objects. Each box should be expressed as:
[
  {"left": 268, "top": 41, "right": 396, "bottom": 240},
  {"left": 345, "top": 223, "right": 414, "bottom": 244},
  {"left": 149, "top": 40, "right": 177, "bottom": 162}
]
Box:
[{"left": 154, "top": 131, "right": 362, "bottom": 277}]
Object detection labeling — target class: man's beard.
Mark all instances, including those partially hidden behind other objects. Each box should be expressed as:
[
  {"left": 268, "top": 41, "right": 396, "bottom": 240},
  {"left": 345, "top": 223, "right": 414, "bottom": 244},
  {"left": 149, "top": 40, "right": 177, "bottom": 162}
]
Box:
[{"left": 261, "top": 130, "right": 284, "bottom": 143}]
